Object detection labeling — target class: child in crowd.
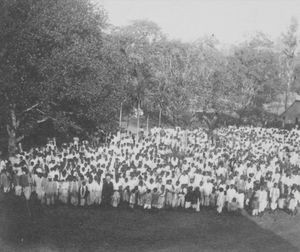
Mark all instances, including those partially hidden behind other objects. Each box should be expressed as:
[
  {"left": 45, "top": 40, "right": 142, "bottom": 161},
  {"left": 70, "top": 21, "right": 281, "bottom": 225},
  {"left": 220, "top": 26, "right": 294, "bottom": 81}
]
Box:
[
  {"left": 79, "top": 181, "right": 88, "bottom": 207},
  {"left": 129, "top": 186, "right": 138, "bottom": 208},
  {"left": 192, "top": 187, "right": 201, "bottom": 212},
  {"left": 209, "top": 187, "right": 217, "bottom": 208},
  {"left": 270, "top": 183, "right": 280, "bottom": 211},
  {"left": 251, "top": 194, "right": 259, "bottom": 216},
  {"left": 152, "top": 188, "right": 159, "bottom": 209},
  {"left": 112, "top": 188, "right": 121, "bottom": 208},
  {"left": 287, "top": 194, "right": 298, "bottom": 216},
  {"left": 144, "top": 189, "right": 152, "bottom": 210},
  {"left": 228, "top": 197, "right": 239, "bottom": 212},
  {"left": 172, "top": 181, "right": 181, "bottom": 208},
  {"left": 258, "top": 185, "right": 268, "bottom": 215},
  {"left": 185, "top": 186, "right": 193, "bottom": 209},
  {"left": 236, "top": 190, "right": 245, "bottom": 210},
  {"left": 165, "top": 180, "right": 173, "bottom": 207},
  {"left": 157, "top": 185, "right": 166, "bottom": 209},
  {"left": 178, "top": 185, "right": 187, "bottom": 208},
  {"left": 216, "top": 188, "right": 226, "bottom": 214},
  {"left": 123, "top": 185, "right": 130, "bottom": 204}
]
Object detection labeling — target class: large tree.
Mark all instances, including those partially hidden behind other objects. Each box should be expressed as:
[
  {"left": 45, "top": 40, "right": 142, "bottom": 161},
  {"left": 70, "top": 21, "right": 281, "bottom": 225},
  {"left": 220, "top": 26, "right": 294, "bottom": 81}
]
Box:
[
  {"left": 112, "top": 20, "right": 165, "bottom": 134},
  {"left": 280, "top": 17, "right": 298, "bottom": 111},
  {"left": 0, "top": 0, "right": 125, "bottom": 155},
  {"left": 225, "top": 33, "right": 282, "bottom": 122}
]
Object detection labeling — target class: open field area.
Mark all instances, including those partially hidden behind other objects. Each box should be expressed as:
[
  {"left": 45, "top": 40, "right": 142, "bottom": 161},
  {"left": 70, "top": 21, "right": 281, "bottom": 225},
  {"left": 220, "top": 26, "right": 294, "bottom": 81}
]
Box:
[{"left": 0, "top": 193, "right": 299, "bottom": 252}]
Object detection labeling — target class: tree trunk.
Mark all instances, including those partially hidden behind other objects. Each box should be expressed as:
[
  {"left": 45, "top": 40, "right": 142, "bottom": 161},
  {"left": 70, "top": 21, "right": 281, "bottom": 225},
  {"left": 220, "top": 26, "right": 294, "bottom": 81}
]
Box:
[
  {"left": 137, "top": 99, "right": 140, "bottom": 141},
  {"left": 146, "top": 115, "right": 149, "bottom": 135},
  {"left": 284, "top": 62, "right": 293, "bottom": 112},
  {"left": 159, "top": 107, "right": 162, "bottom": 128},
  {"left": 126, "top": 115, "right": 130, "bottom": 134},
  {"left": 207, "top": 129, "right": 214, "bottom": 145},
  {"left": 7, "top": 126, "right": 17, "bottom": 157},
  {"left": 7, "top": 105, "right": 20, "bottom": 157},
  {"left": 119, "top": 102, "right": 123, "bottom": 131}
]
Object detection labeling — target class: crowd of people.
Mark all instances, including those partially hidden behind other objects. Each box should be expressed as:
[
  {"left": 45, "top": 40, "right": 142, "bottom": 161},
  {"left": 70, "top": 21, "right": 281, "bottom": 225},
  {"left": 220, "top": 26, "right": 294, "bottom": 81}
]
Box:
[{"left": 0, "top": 126, "right": 300, "bottom": 216}]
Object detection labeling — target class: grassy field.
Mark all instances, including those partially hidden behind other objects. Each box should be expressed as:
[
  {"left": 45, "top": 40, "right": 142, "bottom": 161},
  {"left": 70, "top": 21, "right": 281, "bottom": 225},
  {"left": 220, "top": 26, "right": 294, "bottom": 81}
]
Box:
[{"left": 0, "top": 193, "right": 299, "bottom": 252}]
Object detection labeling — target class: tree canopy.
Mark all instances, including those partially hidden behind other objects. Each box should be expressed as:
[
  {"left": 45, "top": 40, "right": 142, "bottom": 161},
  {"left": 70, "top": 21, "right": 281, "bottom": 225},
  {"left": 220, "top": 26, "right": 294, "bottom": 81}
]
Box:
[{"left": 0, "top": 0, "right": 299, "bottom": 155}]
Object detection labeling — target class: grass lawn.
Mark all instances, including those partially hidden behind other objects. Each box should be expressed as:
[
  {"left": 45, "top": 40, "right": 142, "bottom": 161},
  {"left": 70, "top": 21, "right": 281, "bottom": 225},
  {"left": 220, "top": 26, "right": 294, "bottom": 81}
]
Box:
[{"left": 0, "top": 193, "right": 299, "bottom": 252}]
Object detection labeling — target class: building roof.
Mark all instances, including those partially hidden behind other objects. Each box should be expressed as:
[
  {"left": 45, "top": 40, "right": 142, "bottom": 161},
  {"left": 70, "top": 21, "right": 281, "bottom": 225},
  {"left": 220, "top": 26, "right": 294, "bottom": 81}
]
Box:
[{"left": 280, "top": 99, "right": 300, "bottom": 117}]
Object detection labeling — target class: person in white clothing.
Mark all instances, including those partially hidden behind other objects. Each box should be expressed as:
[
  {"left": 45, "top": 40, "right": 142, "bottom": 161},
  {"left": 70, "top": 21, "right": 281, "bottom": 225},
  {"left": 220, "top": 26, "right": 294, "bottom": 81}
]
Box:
[
  {"left": 226, "top": 184, "right": 237, "bottom": 210},
  {"left": 269, "top": 183, "right": 280, "bottom": 211},
  {"left": 258, "top": 185, "right": 268, "bottom": 214},
  {"left": 216, "top": 188, "right": 226, "bottom": 214},
  {"left": 59, "top": 179, "right": 70, "bottom": 204}
]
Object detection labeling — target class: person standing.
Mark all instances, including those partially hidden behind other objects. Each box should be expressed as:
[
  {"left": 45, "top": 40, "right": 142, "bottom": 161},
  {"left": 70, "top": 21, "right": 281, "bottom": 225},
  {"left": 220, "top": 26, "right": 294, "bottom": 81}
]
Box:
[
  {"left": 102, "top": 175, "right": 114, "bottom": 207},
  {"left": 94, "top": 176, "right": 103, "bottom": 206},
  {"left": 0, "top": 169, "right": 10, "bottom": 193},
  {"left": 216, "top": 188, "right": 226, "bottom": 214},
  {"left": 41, "top": 174, "right": 48, "bottom": 204},
  {"left": 33, "top": 171, "right": 44, "bottom": 202},
  {"left": 44, "top": 177, "right": 53, "bottom": 206},
  {"left": 144, "top": 189, "right": 152, "bottom": 209},
  {"left": 258, "top": 185, "right": 268, "bottom": 215},
  {"left": 13, "top": 171, "right": 22, "bottom": 196},
  {"left": 20, "top": 168, "right": 31, "bottom": 201},
  {"left": 70, "top": 177, "right": 79, "bottom": 206},
  {"left": 226, "top": 184, "right": 237, "bottom": 211},
  {"left": 112, "top": 187, "right": 121, "bottom": 208},
  {"left": 270, "top": 183, "right": 280, "bottom": 211},
  {"left": 87, "top": 177, "right": 95, "bottom": 206},
  {"left": 137, "top": 180, "right": 147, "bottom": 207},
  {"left": 192, "top": 187, "right": 201, "bottom": 212},
  {"left": 157, "top": 185, "right": 166, "bottom": 209},
  {"left": 79, "top": 181, "right": 88, "bottom": 207},
  {"left": 59, "top": 178, "right": 70, "bottom": 204}
]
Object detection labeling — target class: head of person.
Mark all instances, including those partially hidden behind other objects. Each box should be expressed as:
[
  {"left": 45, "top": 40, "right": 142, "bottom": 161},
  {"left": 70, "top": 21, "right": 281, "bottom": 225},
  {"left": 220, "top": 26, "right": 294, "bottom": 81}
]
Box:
[{"left": 106, "top": 174, "right": 111, "bottom": 183}]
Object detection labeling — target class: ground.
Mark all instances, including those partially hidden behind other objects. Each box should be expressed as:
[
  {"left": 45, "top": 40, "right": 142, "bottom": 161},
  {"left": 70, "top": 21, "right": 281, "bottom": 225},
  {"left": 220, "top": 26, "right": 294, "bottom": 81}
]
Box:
[{"left": 0, "top": 193, "right": 299, "bottom": 252}]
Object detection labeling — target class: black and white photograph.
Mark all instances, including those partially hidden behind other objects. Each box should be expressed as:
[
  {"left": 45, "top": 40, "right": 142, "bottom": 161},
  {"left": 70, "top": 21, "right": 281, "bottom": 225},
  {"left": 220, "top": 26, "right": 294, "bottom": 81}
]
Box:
[{"left": 1, "top": 0, "right": 300, "bottom": 251}]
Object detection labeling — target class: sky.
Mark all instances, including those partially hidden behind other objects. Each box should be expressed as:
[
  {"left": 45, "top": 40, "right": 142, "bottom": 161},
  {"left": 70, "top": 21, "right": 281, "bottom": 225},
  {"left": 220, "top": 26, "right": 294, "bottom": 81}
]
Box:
[{"left": 96, "top": 0, "right": 300, "bottom": 45}]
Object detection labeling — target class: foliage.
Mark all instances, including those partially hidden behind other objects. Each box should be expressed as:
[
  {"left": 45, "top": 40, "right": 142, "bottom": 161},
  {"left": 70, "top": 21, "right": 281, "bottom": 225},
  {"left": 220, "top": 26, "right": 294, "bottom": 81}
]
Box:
[
  {"left": 0, "top": 1, "right": 298, "bottom": 154},
  {"left": 279, "top": 17, "right": 298, "bottom": 110},
  {"left": 0, "top": 0, "right": 125, "bottom": 154}
]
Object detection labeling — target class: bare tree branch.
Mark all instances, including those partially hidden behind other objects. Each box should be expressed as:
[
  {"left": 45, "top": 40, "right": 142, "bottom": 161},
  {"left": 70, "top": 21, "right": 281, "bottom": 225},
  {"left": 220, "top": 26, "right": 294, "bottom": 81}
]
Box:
[
  {"left": 22, "top": 103, "right": 39, "bottom": 113},
  {"left": 6, "top": 125, "right": 11, "bottom": 135},
  {"left": 16, "top": 135, "right": 24, "bottom": 143},
  {"left": 36, "top": 109, "right": 46, "bottom": 115},
  {"left": 37, "top": 118, "right": 49, "bottom": 124}
]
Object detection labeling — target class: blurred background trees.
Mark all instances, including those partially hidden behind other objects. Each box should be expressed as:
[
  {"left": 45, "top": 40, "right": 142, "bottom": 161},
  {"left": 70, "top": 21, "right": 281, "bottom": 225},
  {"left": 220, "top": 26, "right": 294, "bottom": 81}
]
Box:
[{"left": 0, "top": 0, "right": 299, "bottom": 155}]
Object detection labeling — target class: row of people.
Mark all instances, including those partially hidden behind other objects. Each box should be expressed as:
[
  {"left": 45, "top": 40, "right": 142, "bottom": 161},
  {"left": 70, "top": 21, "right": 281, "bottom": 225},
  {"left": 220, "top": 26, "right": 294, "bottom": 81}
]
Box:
[
  {"left": 1, "top": 169, "right": 299, "bottom": 216},
  {"left": 0, "top": 126, "right": 300, "bottom": 216}
]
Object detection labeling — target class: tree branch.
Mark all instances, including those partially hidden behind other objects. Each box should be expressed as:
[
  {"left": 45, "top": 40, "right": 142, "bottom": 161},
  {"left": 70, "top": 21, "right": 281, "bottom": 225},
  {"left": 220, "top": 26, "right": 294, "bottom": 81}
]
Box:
[
  {"left": 36, "top": 109, "right": 59, "bottom": 122},
  {"left": 22, "top": 103, "right": 40, "bottom": 113},
  {"left": 36, "top": 108, "right": 47, "bottom": 115},
  {"left": 16, "top": 135, "right": 24, "bottom": 143},
  {"left": 37, "top": 118, "right": 49, "bottom": 124},
  {"left": 6, "top": 124, "right": 11, "bottom": 135}
]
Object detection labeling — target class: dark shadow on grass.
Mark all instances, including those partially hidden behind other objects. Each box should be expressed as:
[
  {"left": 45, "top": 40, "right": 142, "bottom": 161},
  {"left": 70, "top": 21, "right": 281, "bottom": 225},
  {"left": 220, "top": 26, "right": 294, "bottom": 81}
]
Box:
[{"left": 0, "top": 193, "right": 298, "bottom": 252}]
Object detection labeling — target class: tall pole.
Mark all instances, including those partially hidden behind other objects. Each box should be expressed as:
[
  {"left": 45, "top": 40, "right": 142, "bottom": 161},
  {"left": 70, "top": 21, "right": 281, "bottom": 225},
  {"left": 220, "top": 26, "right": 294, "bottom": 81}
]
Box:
[
  {"left": 137, "top": 99, "right": 140, "bottom": 141},
  {"left": 284, "top": 76, "right": 291, "bottom": 128},
  {"left": 284, "top": 82, "right": 289, "bottom": 111},
  {"left": 159, "top": 107, "right": 162, "bottom": 128},
  {"left": 127, "top": 115, "right": 130, "bottom": 135},
  {"left": 119, "top": 102, "right": 123, "bottom": 130},
  {"left": 146, "top": 115, "right": 149, "bottom": 135}
]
